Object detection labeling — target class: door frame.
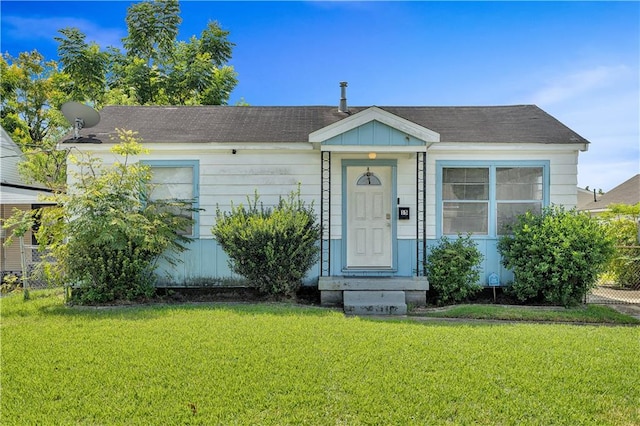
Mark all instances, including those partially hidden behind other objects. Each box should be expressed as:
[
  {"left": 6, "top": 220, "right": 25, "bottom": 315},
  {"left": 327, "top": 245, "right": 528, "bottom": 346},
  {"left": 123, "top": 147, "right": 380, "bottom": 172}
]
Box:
[{"left": 341, "top": 159, "right": 398, "bottom": 274}]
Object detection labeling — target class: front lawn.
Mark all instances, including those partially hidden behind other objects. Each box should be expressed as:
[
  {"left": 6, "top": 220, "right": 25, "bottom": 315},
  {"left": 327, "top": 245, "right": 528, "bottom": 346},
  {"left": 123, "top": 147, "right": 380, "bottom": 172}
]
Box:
[
  {"left": 413, "top": 304, "right": 640, "bottom": 324},
  {"left": 2, "top": 290, "right": 639, "bottom": 425}
]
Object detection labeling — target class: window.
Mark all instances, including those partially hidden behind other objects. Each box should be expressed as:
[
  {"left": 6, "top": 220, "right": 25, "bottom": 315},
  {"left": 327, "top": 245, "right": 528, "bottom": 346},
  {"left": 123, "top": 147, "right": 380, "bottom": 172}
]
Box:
[
  {"left": 443, "top": 168, "right": 489, "bottom": 235},
  {"left": 496, "top": 167, "right": 543, "bottom": 234},
  {"left": 144, "top": 160, "right": 199, "bottom": 237},
  {"left": 356, "top": 168, "right": 382, "bottom": 185},
  {"left": 438, "top": 162, "right": 547, "bottom": 237}
]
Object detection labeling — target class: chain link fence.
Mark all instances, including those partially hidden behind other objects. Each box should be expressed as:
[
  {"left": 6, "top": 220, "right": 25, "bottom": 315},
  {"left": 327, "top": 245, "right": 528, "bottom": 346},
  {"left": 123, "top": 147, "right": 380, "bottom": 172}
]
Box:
[
  {"left": 24, "top": 245, "right": 55, "bottom": 289},
  {"left": 1, "top": 245, "right": 54, "bottom": 293},
  {"left": 587, "top": 245, "right": 640, "bottom": 305}
]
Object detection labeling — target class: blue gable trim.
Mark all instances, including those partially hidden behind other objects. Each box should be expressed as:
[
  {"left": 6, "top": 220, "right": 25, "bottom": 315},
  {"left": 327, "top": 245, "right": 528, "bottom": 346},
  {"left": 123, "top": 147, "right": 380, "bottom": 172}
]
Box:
[{"left": 323, "top": 120, "right": 426, "bottom": 147}]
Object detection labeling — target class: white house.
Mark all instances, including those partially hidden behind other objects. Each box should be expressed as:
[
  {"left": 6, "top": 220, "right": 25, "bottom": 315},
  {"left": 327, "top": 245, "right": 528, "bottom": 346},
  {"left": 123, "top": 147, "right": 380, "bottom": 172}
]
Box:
[{"left": 60, "top": 86, "right": 589, "bottom": 310}]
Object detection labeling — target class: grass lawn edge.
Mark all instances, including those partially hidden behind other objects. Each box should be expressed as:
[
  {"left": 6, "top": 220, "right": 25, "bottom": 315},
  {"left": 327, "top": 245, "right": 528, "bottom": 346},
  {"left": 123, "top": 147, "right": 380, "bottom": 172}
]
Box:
[{"left": 409, "top": 303, "right": 640, "bottom": 325}]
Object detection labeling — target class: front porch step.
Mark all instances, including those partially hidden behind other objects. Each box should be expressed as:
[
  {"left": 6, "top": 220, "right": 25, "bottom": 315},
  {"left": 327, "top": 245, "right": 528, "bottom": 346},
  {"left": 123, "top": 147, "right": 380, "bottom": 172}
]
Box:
[
  {"left": 343, "top": 290, "right": 407, "bottom": 316},
  {"left": 319, "top": 276, "right": 428, "bottom": 291},
  {"left": 319, "top": 276, "right": 428, "bottom": 308}
]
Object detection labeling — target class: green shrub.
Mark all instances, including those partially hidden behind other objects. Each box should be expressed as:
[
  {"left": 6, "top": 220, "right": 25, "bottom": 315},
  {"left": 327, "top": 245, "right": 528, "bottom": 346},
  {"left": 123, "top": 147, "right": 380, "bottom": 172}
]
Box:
[
  {"left": 4, "top": 130, "right": 194, "bottom": 305},
  {"left": 68, "top": 244, "right": 156, "bottom": 304},
  {"left": 1, "top": 274, "right": 21, "bottom": 295},
  {"left": 212, "top": 188, "right": 320, "bottom": 298},
  {"left": 426, "top": 234, "right": 484, "bottom": 305},
  {"left": 498, "top": 205, "right": 615, "bottom": 306}
]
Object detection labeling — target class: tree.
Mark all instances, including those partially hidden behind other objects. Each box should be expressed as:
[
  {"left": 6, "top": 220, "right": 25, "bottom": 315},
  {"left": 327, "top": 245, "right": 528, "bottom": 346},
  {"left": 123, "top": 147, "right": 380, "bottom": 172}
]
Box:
[
  {"left": 0, "top": 51, "right": 68, "bottom": 144},
  {"left": 55, "top": 27, "right": 108, "bottom": 107},
  {"left": 0, "top": 51, "right": 70, "bottom": 190},
  {"left": 2, "top": 0, "right": 239, "bottom": 188},
  {"left": 163, "top": 21, "right": 237, "bottom": 105},
  {"left": 101, "top": 0, "right": 237, "bottom": 105},
  {"left": 3, "top": 130, "right": 195, "bottom": 304},
  {"left": 123, "top": 0, "right": 181, "bottom": 67}
]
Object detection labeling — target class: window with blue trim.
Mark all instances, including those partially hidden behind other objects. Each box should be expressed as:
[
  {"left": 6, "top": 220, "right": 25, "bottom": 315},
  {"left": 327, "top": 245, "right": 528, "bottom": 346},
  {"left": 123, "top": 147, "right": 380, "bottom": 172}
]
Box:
[
  {"left": 144, "top": 161, "right": 199, "bottom": 237},
  {"left": 495, "top": 167, "right": 543, "bottom": 234},
  {"left": 440, "top": 164, "right": 546, "bottom": 236},
  {"left": 443, "top": 168, "right": 489, "bottom": 234}
]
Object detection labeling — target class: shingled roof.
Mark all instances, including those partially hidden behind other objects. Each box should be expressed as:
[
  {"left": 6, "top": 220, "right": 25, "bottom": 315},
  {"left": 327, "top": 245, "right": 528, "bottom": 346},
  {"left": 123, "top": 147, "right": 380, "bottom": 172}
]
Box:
[
  {"left": 581, "top": 174, "right": 640, "bottom": 211},
  {"left": 60, "top": 104, "right": 589, "bottom": 145}
]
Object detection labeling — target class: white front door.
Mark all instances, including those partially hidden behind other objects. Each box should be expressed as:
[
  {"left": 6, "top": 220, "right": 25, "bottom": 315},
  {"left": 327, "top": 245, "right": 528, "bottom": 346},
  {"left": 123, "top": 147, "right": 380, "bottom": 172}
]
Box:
[{"left": 346, "top": 166, "right": 392, "bottom": 269}]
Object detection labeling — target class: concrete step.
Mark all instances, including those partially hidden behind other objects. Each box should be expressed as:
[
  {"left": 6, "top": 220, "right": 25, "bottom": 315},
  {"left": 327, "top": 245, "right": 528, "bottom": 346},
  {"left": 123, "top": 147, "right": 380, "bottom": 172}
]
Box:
[
  {"left": 343, "top": 290, "right": 407, "bottom": 315},
  {"left": 319, "top": 276, "right": 428, "bottom": 291}
]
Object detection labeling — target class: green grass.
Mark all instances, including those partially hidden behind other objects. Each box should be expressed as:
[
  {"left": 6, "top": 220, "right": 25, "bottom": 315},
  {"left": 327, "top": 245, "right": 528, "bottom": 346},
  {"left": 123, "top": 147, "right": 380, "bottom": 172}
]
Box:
[
  {"left": 2, "top": 290, "right": 639, "bottom": 425},
  {"left": 413, "top": 304, "right": 640, "bottom": 324}
]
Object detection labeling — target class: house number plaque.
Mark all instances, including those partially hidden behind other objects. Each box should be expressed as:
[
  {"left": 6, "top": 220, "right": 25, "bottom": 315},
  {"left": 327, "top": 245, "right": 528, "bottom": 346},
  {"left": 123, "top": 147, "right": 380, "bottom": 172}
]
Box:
[{"left": 398, "top": 207, "right": 410, "bottom": 220}]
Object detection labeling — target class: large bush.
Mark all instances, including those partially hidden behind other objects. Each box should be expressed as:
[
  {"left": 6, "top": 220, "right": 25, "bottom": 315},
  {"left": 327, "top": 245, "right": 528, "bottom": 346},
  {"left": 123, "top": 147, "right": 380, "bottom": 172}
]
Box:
[
  {"left": 602, "top": 203, "right": 640, "bottom": 289},
  {"left": 212, "top": 189, "right": 320, "bottom": 298},
  {"left": 426, "top": 234, "right": 484, "bottom": 305},
  {"left": 498, "top": 205, "right": 614, "bottom": 306},
  {"left": 4, "top": 130, "right": 194, "bottom": 304}
]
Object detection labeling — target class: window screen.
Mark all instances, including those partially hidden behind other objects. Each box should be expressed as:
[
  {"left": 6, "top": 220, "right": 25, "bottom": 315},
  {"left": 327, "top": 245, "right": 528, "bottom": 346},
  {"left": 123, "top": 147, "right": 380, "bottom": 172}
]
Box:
[
  {"left": 148, "top": 165, "right": 196, "bottom": 237},
  {"left": 440, "top": 165, "right": 546, "bottom": 236},
  {"left": 496, "top": 167, "right": 543, "bottom": 234},
  {"left": 442, "top": 168, "right": 489, "bottom": 235}
]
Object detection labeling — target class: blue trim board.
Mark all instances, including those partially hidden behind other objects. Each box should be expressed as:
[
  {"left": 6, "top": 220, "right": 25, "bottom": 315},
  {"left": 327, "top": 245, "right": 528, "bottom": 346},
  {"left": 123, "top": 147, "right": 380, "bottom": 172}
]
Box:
[
  {"left": 155, "top": 237, "right": 512, "bottom": 286},
  {"left": 435, "top": 160, "right": 550, "bottom": 239},
  {"left": 341, "top": 159, "right": 398, "bottom": 273}
]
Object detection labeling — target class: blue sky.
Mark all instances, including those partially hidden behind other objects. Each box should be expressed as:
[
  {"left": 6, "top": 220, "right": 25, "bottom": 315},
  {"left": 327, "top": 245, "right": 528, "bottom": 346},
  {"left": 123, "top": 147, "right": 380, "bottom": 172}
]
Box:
[{"left": 1, "top": 1, "right": 638, "bottom": 192}]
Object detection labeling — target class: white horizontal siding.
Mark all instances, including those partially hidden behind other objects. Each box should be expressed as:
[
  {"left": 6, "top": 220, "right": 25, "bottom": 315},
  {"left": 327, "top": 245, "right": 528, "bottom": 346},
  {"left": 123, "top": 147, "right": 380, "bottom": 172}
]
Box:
[
  {"left": 1, "top": 204, "right": 33, "bottom": 272},
  {"left": 66, "top": 147, "right": 321, "bottom": 239},
  {"left": 396, "top": 156, "right": 418, "bottom": 239},
  {"left": 199, "top": 150, "right": 320, "bottom": 237},
  {"left": 65, "top": 143, "right": 581, "bottom": 241},
  {"left": 549, "top": 153, "right": 579, "bottom": 208}
]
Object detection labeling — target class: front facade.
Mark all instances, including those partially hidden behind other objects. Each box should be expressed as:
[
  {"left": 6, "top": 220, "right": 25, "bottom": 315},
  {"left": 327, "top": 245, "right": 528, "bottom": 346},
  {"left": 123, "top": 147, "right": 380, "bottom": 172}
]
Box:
[{"left": 61, "top": 100, "right": 589, "bottom": 307}]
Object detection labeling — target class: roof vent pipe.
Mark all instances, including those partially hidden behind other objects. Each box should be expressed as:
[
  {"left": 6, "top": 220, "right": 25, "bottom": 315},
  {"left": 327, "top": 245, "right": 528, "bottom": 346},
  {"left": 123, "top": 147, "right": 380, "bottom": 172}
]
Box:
[{"left": 338, "top": 81, "right": 349, "bottom": 113}]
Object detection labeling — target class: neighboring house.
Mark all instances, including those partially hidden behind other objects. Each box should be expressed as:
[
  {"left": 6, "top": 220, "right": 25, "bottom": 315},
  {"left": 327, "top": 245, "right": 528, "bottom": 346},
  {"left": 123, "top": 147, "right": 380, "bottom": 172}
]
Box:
[
  {"left": 60, "top": 87, "right": 589, "bottom": 309},
  {"left": 579, "top": 174, "right": 640, "bottom": 215},
  {"left": 577, "top": 186, "right": 599, "bottom": 210},
  {"left": 0, "top": 126, "right": 53, "bottom": 277}
]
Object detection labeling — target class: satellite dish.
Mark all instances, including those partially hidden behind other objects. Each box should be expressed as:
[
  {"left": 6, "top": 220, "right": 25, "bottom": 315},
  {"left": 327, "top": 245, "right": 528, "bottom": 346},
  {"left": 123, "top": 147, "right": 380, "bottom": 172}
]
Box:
[{"left": 61, "top": 102, "right": 100, "bottom": 140}]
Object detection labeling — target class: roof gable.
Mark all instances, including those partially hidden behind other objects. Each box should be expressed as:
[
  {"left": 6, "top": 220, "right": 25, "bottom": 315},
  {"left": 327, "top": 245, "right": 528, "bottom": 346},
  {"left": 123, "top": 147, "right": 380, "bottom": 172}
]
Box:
[
  {"left": 309, "top": 106, "right": 440, "bottom": 144},
  {"left": 1, "top": 126, "right": 52, "bottom": 203},
  {"left": 581, "top": 174, "right": 640, "bottom": 211}
]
